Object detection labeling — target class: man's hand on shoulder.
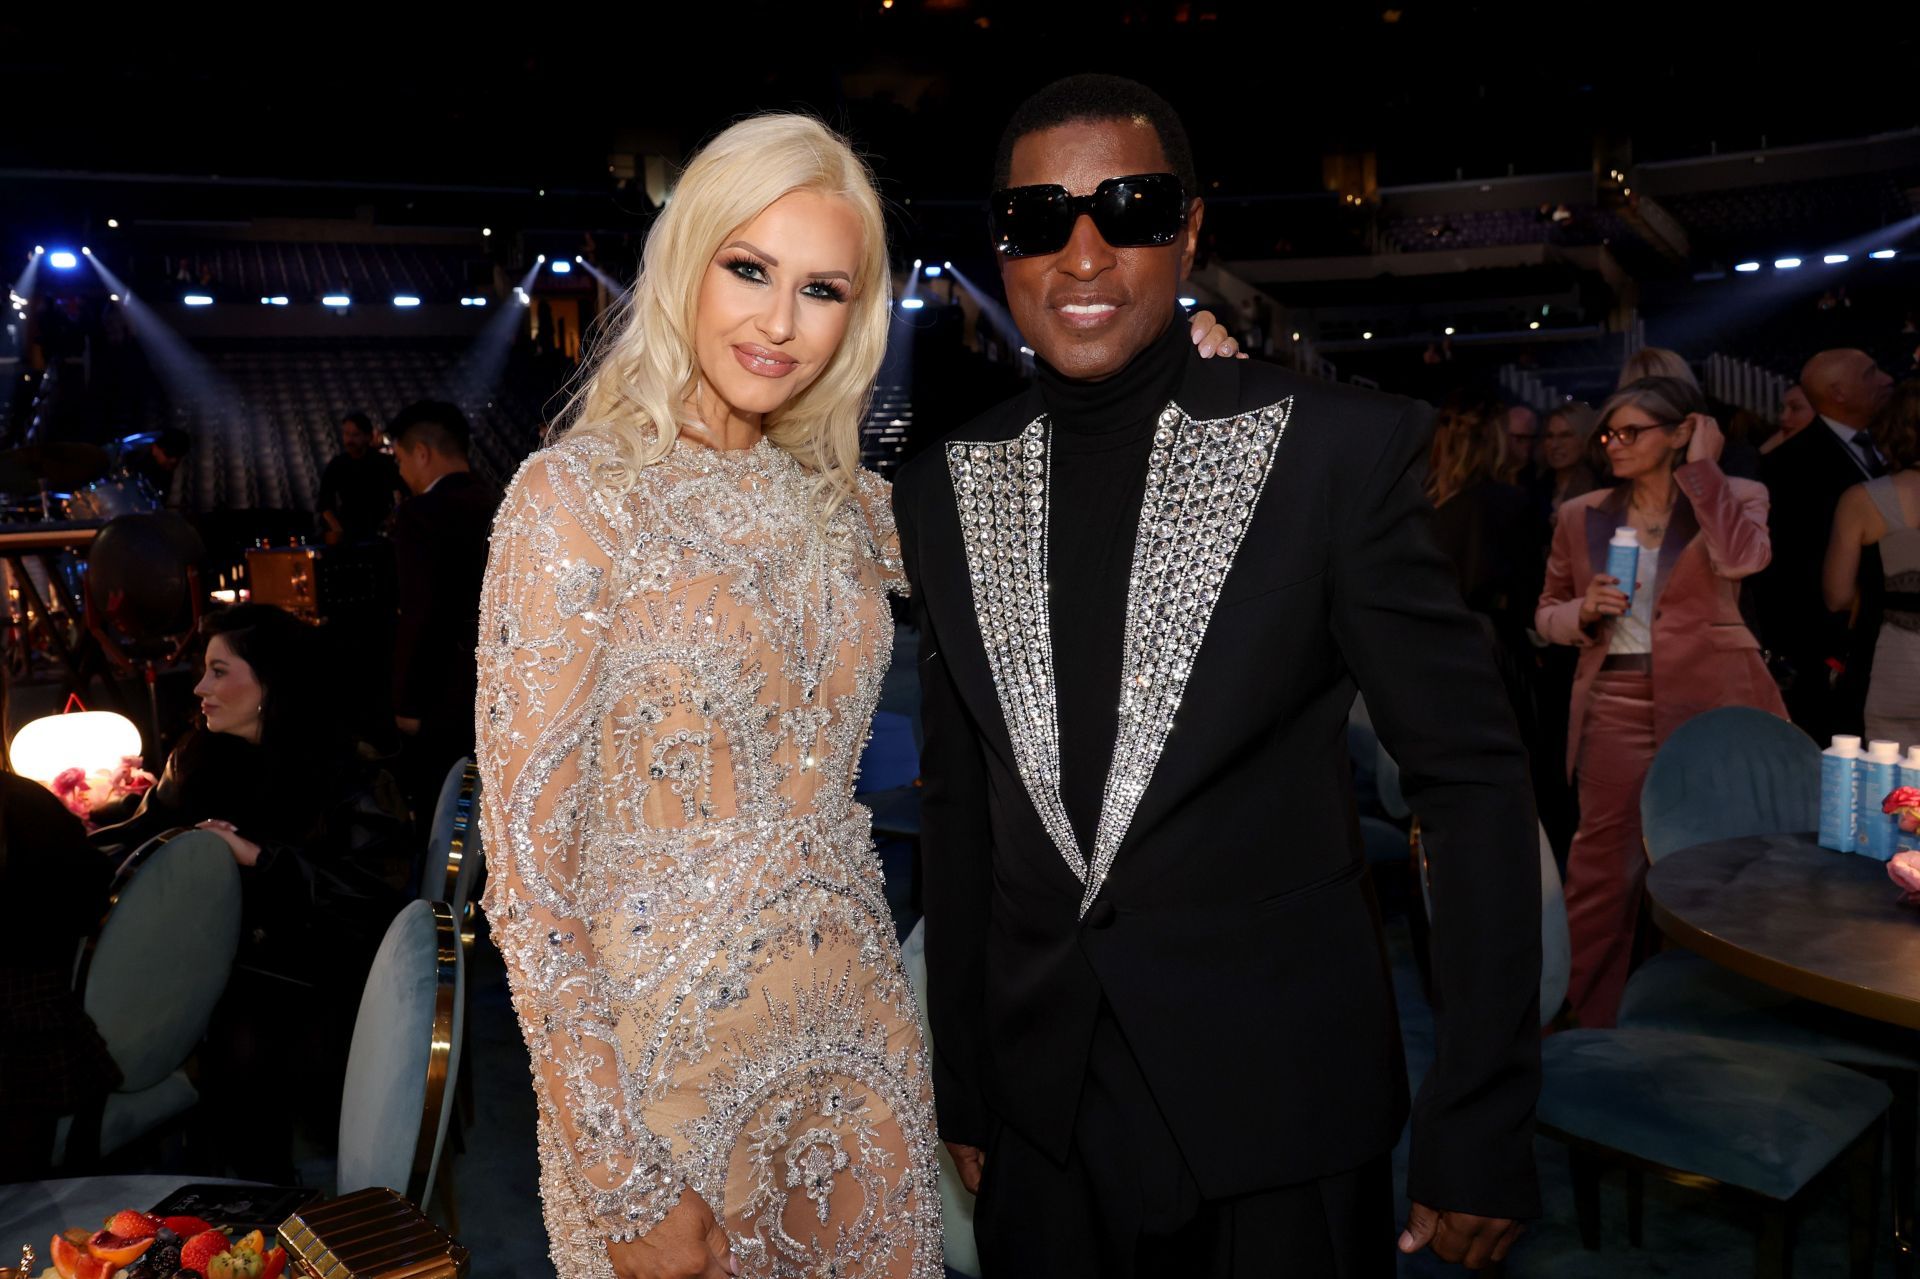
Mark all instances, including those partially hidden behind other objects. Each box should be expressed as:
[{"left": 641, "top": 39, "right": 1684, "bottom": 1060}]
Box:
[{"left": 1399, "top": 1202, "right": 1522, "bottom": 1271}]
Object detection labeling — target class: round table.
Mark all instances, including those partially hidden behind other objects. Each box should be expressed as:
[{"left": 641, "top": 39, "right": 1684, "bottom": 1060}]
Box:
[{"left": 1646, "top": 831, "right": 1920, "bottom": 1030}]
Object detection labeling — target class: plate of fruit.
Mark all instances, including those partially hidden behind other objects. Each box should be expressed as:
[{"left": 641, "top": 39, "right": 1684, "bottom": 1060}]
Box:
[{"left": 44, "top": 1211, "right": 287, "bottom": 1279}]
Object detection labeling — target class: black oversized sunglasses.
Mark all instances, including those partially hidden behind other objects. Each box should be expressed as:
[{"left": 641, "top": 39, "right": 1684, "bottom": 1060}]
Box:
[{"left": 988, "top": 172, "right": 1189, "bottom": 258}]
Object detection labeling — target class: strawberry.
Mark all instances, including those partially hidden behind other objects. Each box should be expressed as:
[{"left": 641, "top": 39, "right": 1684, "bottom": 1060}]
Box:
[
  {"left": 165, "top": 1215, "right": 217, "bottom": 1239},
  {"left": 107, "top": 1210, "right": 161, "bottom": 1240},
  {"left": 181, "top": 1228, "right": 232, "bottom": 1274}
]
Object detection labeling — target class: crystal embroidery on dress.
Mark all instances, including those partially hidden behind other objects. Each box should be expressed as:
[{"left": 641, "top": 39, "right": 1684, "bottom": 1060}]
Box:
[
  {"left": 478, "top": 432, "right": 940, "bottom": 1278},
  {"left": 946, "top": 397, "right": 1292, "bottom": 915}
]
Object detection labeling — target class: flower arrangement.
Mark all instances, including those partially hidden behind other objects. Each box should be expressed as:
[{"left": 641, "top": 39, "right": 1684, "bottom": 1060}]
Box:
[{"left": 49, "top": 754, "right": 156, "bottom": 826}]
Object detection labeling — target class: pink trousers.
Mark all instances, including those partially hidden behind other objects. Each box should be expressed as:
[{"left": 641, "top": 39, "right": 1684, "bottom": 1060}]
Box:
[{"left": 1564, "top": 669, "right": 1656, "bottom": 1027}]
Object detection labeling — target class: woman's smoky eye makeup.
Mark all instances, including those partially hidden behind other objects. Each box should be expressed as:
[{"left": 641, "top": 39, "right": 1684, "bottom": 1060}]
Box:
[{"left": 720, "top": 254, "right": 850, "bottom": 304}]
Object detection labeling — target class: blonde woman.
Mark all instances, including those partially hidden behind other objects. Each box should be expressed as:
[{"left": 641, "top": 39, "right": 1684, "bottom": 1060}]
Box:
[{"left": 477, "top": 113, "right": 1237, "bottom": 1279}]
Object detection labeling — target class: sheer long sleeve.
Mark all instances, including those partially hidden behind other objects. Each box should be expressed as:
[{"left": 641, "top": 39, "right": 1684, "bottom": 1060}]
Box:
[{"left": 476, "top": 450, "right": 683, "bottom": 1242}]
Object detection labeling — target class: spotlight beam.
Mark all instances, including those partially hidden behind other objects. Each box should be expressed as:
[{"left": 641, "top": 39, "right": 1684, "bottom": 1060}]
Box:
[
  {"left": 445, "top": 260, "right": 545, "bottom": 427},
  {"left": 943, "top": 263, "right": 1029, "bottom": 360}
]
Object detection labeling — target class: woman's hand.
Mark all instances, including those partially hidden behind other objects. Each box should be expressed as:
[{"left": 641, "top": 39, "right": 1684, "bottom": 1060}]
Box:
[
  {"left": 605, "top": 1190, "right": 736, "bottom": 1279},
  {"left": 196, "top": 819, "right": 262, "bottom": 867},
  {"left": 1577, "top": 573, "right": 1629, "bottom": 628},
  {"left": 1684, "top": 412, "right": 1725, "bottom": 464},
  {"left": 1188, "top": 311, "right": 1246, "bottom": 359}
]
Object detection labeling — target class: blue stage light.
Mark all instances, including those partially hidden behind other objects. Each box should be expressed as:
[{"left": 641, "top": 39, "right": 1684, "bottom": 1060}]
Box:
[
  {"left": 183, "top": 294, "right": 214, "bottom": 306},
  {"left": 393, "top": 295, "right": 421, "bottom": 307},
  {"left": 551, "top": 260, "right": 572, "bottom": 274},
  {"left": 321, "top": 294, "right": 351, "bottom": 308},
  {"left": 899, "top": 297, "right": 925, "bottom": 310},
  {"left": 47, "top": 251, "right": 78, "bottom": 270},
  {"left": 1774, "top": 258, "right": 1802, "bottom": 270},
  {"left": 1734, "top": 261, "right": 1761, "bottom": 273},
  {"left": 1178, "top": 296, "right": 1196, "bottom": 307},
  {"left": 1871, "top": 249, "right": 1899, "bottom": 260},
  {"left": 1824, "top": 254, "right": 1850, "bottom": 265},
  {"left": 923, "top": 265, "right": 941, "bottom": 278}
]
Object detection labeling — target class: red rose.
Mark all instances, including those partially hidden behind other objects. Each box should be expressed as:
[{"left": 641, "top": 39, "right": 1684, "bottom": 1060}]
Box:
[{"left": 1885, "top": 786, "right": 1920, "bottom": 815}]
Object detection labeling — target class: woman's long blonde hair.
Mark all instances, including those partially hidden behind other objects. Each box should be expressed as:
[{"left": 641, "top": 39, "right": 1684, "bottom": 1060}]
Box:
[{"left": 557, "top": 113, "right": 891, "bottom": 524}]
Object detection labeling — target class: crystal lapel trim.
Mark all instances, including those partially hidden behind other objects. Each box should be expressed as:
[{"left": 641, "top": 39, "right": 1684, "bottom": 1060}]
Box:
[
  {"left": 946, "top": 397, "right": 1294, "bottom": 914},
  {"left": 947, "top": 425, "right": 1084, "bottom": 887}
]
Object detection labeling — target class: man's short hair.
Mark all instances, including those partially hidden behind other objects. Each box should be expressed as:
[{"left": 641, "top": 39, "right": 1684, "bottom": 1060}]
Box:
[
  {"left": 340, "top": 410, "right": 374, "bottom": 434},
  {"left": 993, "top": 73, "right": 1197, "bottom": 196},
  {"left": 387, "top": 400, "right": 472, "bottom": 458}
]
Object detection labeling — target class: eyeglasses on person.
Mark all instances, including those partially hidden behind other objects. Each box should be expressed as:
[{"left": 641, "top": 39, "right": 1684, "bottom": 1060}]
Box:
[
  {"left": 988, "top": 172, "right": 1189, "bottom": 258},
  {"left": 1597, "top": 420, "right": 1680, "bottom": 448}
]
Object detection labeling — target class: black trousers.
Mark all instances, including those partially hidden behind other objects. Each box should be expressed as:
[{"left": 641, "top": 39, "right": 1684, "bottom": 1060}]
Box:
[{"left": 974, "top": 1005, "right": 1395, "bottom": 1278}]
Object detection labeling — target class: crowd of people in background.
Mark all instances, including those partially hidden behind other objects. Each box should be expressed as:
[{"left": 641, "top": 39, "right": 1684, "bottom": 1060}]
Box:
[
  {"left": 1425, "top": 338, "right": 1909, "bottom": 1029},
  {"left": 0, "top": 397, "right": 499, "bottom": 1182}
]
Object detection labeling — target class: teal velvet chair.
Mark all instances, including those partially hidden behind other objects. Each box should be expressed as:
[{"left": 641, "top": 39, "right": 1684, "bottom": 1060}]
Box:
[
  {"left": 1419, "top": 825, "right": 1887, "bottom": 1275},
  {"left": 1625, "top": 705, "right": 1920, "bottom": 1270},
  {"left": 337, "top": 899, "right": 465, "bottom": 1209},
  {"left": 53, "top": 828, "right": 242, "bottom": 1165},
  {"left": 900, "top": 919, "right": 980, "bottom": 1278},
  {"left": 419, "top": 757, "right": 475, "bottom": 911},
  {"left": 1639, "top": 706, "right": 1820, "bottom": 861}
]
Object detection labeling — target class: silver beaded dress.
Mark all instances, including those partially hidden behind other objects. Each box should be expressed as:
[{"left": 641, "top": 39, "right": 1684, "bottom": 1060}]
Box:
[{"left": 476, "top": 432, "right": 941, "bottom": 1278}]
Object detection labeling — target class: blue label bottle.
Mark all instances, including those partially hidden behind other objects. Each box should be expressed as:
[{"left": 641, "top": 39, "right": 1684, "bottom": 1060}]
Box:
[
  {"left": 1606, "top": 527, "right": 1640, "bottom": 612},
  {"left": 1860, "top": 740, "right": 1902, "bottom": 861},
  {"left": 1820, "top": 735, "right": 1863, "bottom": 851}
]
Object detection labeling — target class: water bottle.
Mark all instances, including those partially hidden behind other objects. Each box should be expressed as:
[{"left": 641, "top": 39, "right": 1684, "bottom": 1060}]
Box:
[
  {"left": 1605, "top": 527, "right": 1640, "bottom": 612},
  {"left": 1820, "top": 734, "right": 1863, "bottom": 851},
  {"left": 1859, "top": 740, "right": 1902, "bottom": 862}
]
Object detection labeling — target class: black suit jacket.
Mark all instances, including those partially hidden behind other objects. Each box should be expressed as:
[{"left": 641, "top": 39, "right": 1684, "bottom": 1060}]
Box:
[
  {"left": 392, "top": 470, "right": 499, "bottom": 743},
  {"left": 1756, "top": 420, "right": 1880, "bottom": 678},
  {"left": 893, "top": 348, "right": 1542, "bottom": 1217}
]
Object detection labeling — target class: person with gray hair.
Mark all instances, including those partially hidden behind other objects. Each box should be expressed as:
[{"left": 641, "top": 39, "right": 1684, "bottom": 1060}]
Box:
[
  {"left": 1536, "top": 376, "right": 1784, "bottom": 1027},
  {"left": 1756, "top": 348, "right": 1897, "bottom": 741},
  {"left": 1534, "top": 402, "right": 1599, "bottom": 523},
  {"left": 1617, "top": 346, "right": 1699, "bottom": 391}
]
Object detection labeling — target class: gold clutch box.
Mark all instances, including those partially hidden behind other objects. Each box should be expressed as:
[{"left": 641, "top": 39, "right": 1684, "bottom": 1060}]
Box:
[{"left": 276, "top": 1188, "right": 470, "bottom": 1279}]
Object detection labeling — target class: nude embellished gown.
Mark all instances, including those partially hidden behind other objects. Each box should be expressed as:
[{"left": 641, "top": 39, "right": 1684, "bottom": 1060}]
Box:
[{"left": 476, "top": 432, "right": 942, "bottom": 1278}]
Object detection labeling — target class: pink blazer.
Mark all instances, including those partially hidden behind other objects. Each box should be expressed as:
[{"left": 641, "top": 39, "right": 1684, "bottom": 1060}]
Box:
[{"left": 1535, "top": 459, "right": 1788, "bottom": 780}]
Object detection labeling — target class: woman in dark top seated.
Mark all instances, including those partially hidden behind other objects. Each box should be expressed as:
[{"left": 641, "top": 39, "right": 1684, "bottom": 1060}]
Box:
[
  {"left": 94, "top": 603, "right": 408, "bottom": 1177},
  {"left": 0, "top": 703, "right": 121, "bottom": 1178}
]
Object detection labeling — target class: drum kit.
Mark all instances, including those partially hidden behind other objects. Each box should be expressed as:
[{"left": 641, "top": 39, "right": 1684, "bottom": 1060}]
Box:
[{"left": 0, "top": 434, "right": 177, "bottom": 696}]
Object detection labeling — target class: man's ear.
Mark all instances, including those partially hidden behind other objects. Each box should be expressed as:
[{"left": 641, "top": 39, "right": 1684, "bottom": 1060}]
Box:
[{"left": 1178, "top": 197, "right": 1205, "bottom": 280}]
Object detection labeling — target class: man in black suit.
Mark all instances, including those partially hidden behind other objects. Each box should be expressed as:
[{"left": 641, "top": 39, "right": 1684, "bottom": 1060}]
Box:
[
  {"left": 385, "top": 401, "right": 498, "bottom": 820},
  {"left": 893, "top": 75, "right": 1540, "bottom": 1276},
  {"left": 1757, "top": 349, "right": 1896, "bottom": 742}
]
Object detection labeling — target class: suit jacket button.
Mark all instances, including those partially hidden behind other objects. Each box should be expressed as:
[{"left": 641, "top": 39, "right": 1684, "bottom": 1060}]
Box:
[{"left": 1086, "top": 901, "right": 1117, "bottom": 929}]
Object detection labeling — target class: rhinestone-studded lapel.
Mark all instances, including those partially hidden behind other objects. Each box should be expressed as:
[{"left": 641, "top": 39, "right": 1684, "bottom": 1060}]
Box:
[{"left": 946, "top": 396, "right": 1294, "bottom": 915}]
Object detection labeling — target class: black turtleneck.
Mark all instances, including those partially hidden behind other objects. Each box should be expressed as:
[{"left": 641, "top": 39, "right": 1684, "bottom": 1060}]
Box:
[{"left": 1036, "top": 311, "right": 1190, "bottom": 852}]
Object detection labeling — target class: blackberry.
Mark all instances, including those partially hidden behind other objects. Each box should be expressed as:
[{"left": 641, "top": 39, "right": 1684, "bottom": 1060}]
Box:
[{"left": 148, "top": 1244, "right": 183, "bottom": 1273}]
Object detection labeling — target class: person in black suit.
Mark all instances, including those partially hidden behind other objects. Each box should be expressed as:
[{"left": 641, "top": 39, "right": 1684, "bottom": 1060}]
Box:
[
  {"left": 385, "top": 401, "right": 499, "bottom": 821},
  {"left": 893, "top": 75, "right": 1540, "bottom": 1276},
  {"left": 1756, "top": 349, "right": 1896, "bottom": 742}
]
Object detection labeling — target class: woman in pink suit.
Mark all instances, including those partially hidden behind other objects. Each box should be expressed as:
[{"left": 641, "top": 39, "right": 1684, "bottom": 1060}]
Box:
[{"left": 1537, "top": 376, "right": 1786, "bottom": 1027}]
